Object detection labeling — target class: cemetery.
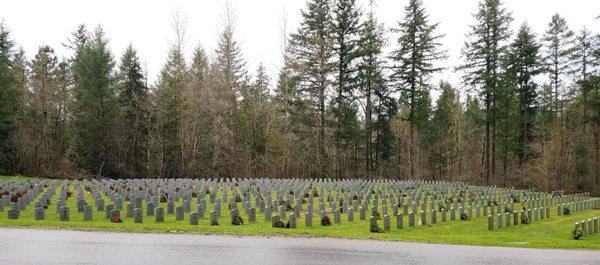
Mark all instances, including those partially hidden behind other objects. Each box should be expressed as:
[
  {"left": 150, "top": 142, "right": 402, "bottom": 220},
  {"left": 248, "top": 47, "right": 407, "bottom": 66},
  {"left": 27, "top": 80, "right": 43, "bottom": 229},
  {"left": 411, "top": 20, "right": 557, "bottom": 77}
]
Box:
[{"left": 1, "top": 175, "right": 600, "bottom": 249}]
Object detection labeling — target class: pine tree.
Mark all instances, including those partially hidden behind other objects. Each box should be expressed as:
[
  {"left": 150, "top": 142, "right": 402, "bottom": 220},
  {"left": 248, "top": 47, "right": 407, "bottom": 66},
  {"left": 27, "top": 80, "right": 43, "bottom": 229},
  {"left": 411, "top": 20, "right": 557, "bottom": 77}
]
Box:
[
  {"left": 71, "top": 26, "right": 118, "bottom": 176},
  {"left": 460, "top": 0, "right": 512, "bottom": 185},
  {"left": 542, "top": 14, "right": 575, "bottom": 115},
  {"left": 390, "top": 0, "right": 446, "bottom": 178},
  {"left": 289, "top": 0, "right": 334, "bottom": 177},
  {"left": 116, "top": 44, "right": 149, "bottom": 178}
]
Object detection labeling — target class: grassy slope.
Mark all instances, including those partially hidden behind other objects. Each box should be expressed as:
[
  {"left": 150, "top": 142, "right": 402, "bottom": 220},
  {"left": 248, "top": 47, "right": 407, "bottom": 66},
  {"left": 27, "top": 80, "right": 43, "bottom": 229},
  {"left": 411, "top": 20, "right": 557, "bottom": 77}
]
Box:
[{"left": 1, "top": 178, "right": 599, "bottom": 249}]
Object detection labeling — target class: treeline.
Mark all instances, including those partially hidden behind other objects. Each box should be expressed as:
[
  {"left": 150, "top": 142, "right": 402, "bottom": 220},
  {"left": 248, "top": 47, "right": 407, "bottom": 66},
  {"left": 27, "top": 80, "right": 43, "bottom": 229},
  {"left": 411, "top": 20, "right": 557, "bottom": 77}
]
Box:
[{"left": 0, "top": 0, "right": 598, "bottom": 193}]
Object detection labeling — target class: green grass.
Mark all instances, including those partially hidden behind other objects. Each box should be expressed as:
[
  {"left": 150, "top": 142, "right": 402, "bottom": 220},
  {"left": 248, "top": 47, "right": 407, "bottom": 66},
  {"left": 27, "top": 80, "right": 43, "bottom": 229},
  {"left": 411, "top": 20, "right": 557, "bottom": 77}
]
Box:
[{"left": 1, "top": 177, "right": 600, "bottom": 250}]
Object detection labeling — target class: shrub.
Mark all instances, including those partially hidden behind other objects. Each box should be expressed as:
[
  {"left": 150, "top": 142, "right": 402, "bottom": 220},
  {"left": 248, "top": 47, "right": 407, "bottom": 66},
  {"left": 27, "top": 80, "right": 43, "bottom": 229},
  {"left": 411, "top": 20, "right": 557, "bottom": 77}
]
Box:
[
  {"left": 211, "top": 219, "right": 219, "bottom": 226},
  {"left": 521, "top": 214, "right": 530, "bottom": 224},
  {"left": 370, "top": 223, "right": 383, "bottom": 233},
  {"left": 572, "top": 227, "right": 584, "bottom": 240},
  {"left": 563, "top": 207, "right": 571, "bottom": 215},
  {"left": 460, "top": 213, "right": 469, "bottom": 221},
  {"left": 321, "top": 215, "right": 332, "bottom": 226}
]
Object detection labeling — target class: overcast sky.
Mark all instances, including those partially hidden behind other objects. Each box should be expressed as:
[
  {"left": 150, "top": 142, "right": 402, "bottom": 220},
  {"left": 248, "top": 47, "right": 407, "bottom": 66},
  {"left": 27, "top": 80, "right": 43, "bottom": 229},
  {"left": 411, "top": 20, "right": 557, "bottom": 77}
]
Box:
[{"left": 1, "top": 0, "right": 599, "bottom": 90}]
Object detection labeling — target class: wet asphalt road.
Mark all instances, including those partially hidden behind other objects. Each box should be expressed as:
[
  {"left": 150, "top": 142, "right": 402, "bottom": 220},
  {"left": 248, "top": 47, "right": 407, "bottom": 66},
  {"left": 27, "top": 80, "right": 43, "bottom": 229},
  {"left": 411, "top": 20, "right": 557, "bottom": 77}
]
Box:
[{"left": 0, "top": 228, "right": 599, "bottom": 265}]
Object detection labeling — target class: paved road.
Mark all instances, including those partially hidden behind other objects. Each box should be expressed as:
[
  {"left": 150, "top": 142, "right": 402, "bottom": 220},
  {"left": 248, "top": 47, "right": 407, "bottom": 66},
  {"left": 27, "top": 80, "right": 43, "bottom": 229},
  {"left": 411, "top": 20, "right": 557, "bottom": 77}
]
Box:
[{"left": 0, "top": 228, "right": 599, "bottom": 265}]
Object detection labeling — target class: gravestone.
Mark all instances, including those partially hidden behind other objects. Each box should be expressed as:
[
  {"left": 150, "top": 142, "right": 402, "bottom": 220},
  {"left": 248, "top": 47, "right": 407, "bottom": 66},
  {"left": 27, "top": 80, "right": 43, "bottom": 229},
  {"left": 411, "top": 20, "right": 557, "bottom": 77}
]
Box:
[
  {"left": 488, "top": 215, "right": 494, "bottom": 230},
  {"left": 34, "top": 207, "right": 45, "bottom": 220},
  {"left": 134, "top": 208, "right": 143, "bottom": 223},
  {"left": 248, "top": 207, "right": 256, "bottom": 222},
  {"left": 190, "top": 212, "right": 199, "bottom": 225},
  {"left": 288, "top": 214, "right": 297, "bottom": 228},
  {"left": 306, "top": 211, "right": 313, "bottom": 227},
  {"left": 60, "top": 206, "right": 69, "bottom": 221},
  {"left": 210, "top": 210, "right": 219, "bottom": 226},
  {"left": 360, "top": 207, "right": 366, "bottom": 220},
  {"left": 397, "top": 213, "right": 403, "bottom": 229},
  {"left": 347, "top": 208, "right": 354, "bottom": 222},
  {"left": 155, "top": 207, "right": 165, "bottom": 222},
  {"left": 383, "top": 214, "right": 390, "bottom": 231},
  {"left": 334, "top": 209, "right": 340, "bottom": 224},
  {"left": 84, "top": 205, "right": 93, "bottom": 221},
  {"left": 147, "top": 202, "right": 155, "bottom": 216},
  {"left": 106, "top": 205, "right": 114, "bottom": 219},
  {"left": 408, "top": 212, "right": 415, "bottom": 227},
  {"left": 176, "top": 206, "right": 184, "bottom": 221},
  {"left": 167, "top": 200, "right": 175, "bottom": 214}
]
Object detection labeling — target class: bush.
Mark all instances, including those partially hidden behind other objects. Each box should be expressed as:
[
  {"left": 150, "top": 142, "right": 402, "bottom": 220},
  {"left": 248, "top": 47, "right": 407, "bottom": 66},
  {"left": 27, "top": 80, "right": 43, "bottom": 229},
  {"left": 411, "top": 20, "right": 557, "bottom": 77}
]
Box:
[
  {"left": 521, "top": 214, "right": 530, "bottom": 225},
  {"left": 370, "top": 223, "right": 383, "bottom": 233},
  {"left": 321, "top": 215, "right": 332, "bottom": 226},
  {"left": 211, "top": 219, "right": 219, "bottom": 226},
  {"left": 572, "top": 227, "right": 584, "bottom": 240},
  {"left": 563, "top": 207, "right": 571, "bottom": 215}
]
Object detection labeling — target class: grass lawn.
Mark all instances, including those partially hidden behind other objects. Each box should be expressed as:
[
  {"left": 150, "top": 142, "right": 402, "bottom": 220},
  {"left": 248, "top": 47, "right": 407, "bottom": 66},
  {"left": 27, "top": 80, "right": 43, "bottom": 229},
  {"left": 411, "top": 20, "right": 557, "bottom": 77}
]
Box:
[{"left": 1, "top": 177, "right": 600, "bottom": 250}]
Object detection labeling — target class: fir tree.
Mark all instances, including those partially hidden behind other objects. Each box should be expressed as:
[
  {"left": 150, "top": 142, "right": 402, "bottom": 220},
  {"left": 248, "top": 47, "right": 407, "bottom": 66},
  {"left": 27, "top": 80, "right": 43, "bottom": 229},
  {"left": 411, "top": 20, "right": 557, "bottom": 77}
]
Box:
[
  {"left": 460, "top": 0, "right": 512, "bottom": 185},
  {"left": 117, "top": 44, "right": 149, "bottom": 178},
  {"left": 390, "top": 0, "right": 446, "bottom": 178}
]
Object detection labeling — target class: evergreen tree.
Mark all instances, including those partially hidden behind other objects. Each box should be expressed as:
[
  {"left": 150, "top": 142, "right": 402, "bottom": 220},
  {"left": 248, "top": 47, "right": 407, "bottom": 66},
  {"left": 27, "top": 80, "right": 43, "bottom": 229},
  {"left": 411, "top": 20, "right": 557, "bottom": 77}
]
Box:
[
  {"left": 155, "top": 41, "right": 187, "bottom": 178},
  {"left": 357, "top": 5, "right": 386, "bottom": 175},
  {"left": 390, "top": 0, "right": 446, "bottom": 178},
  {"left": 460, "top": 0, "right": 512, "bottom": 185},
  {"left": 331, "top": 0, "right": 362, "bottom": 177},
  {"left": 116, "top": 44, "right": 149, "bottom": 178},
  {"left": 430, "top": 82, "right": 460, "bottom": 180},
  {"left": 183, "top": 46, "right": 212, "bottom": 178},
  {"left": 289, "top": 0, "right": 334, "bottom": 177},
  {"left": 0, "top": 22, "right": 22, "bottom": 174},
  {"left": 211, "top": 22, "right": 248, "bottom": 178},
  {"left": 71, "top": 27, "right": 118, "bottom": 176},
  {"left": 29, "top": 45, "right": 60, "bottom": 175},
  {"left": 507, "top": 24, "right": 542, "bottom": 166},
  {"left": 542, "top": 14, "right": 575, "bottom": 115}
]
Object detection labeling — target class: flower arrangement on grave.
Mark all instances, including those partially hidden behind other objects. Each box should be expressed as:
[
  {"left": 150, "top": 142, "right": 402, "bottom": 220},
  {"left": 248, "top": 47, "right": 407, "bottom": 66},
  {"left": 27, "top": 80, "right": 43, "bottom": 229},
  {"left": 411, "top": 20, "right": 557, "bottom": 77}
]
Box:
[
  {"left": 572, "top": 227, "right": 584, "bottom": 240},
  {"left": 520, "top": 214, "right": 530, "bottom": 224},
  {"left": 160, "top": 196, "right": 168, "bottom": 203},
  {"left": 563, "top": 207, "right": 571, "bottom": 215},
  {"left": 231, "top": 214, "right": 244, "bottom": 225},
  {"left": 234, "top": 194, "right": 242, "bottom": 202},
  {"left": 286, "top": 203, "right": 294, "bottom": 212},
  {"left": 321, "top": 215, "right": 332, "bottom": 226},
  {"left": 460, "top": 212, "right": 469, "bottom": 221},
  {"left": 111, "top": 214, "right": 122, "bottom": 223}
]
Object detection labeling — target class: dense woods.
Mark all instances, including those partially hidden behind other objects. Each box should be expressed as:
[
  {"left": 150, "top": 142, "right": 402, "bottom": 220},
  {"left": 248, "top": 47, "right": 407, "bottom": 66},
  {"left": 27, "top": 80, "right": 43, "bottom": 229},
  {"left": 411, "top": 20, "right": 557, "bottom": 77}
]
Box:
[{"left": 0, "top": 0, "right": 599, "bottom": 194}]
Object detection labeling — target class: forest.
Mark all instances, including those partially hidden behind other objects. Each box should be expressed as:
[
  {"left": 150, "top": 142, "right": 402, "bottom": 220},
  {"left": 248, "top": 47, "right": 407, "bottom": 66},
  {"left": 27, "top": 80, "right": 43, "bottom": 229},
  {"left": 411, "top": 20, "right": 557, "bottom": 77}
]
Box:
[{"left": 0, "top": 0, "right": 598, "bottom": 194}]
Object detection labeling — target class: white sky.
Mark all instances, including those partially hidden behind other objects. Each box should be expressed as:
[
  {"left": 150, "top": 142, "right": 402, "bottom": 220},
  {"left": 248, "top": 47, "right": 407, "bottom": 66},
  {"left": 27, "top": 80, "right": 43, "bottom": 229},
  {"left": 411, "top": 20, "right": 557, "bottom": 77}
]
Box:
[{"left": 1, "top": 0, "right": 599, "bottom": 91}]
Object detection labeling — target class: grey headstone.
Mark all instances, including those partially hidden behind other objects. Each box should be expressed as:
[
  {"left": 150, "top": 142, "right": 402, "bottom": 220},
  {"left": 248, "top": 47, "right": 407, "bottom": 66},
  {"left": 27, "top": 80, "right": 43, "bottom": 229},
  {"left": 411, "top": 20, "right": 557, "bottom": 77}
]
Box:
[
  {"left": 60, "top": 206, "right": 69, "bottom": 221},
  {"left": 34, "top": 207, "right": 45, "bottom": 220},
  {"left": 84, "top": 205, "right": 93, "bottom": 221},
  {"left": 155, "top": 207, "right": 165, "bottom": 222},
  {"left": 190, "top": 212, "right": 198, "bottom": 225}
]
